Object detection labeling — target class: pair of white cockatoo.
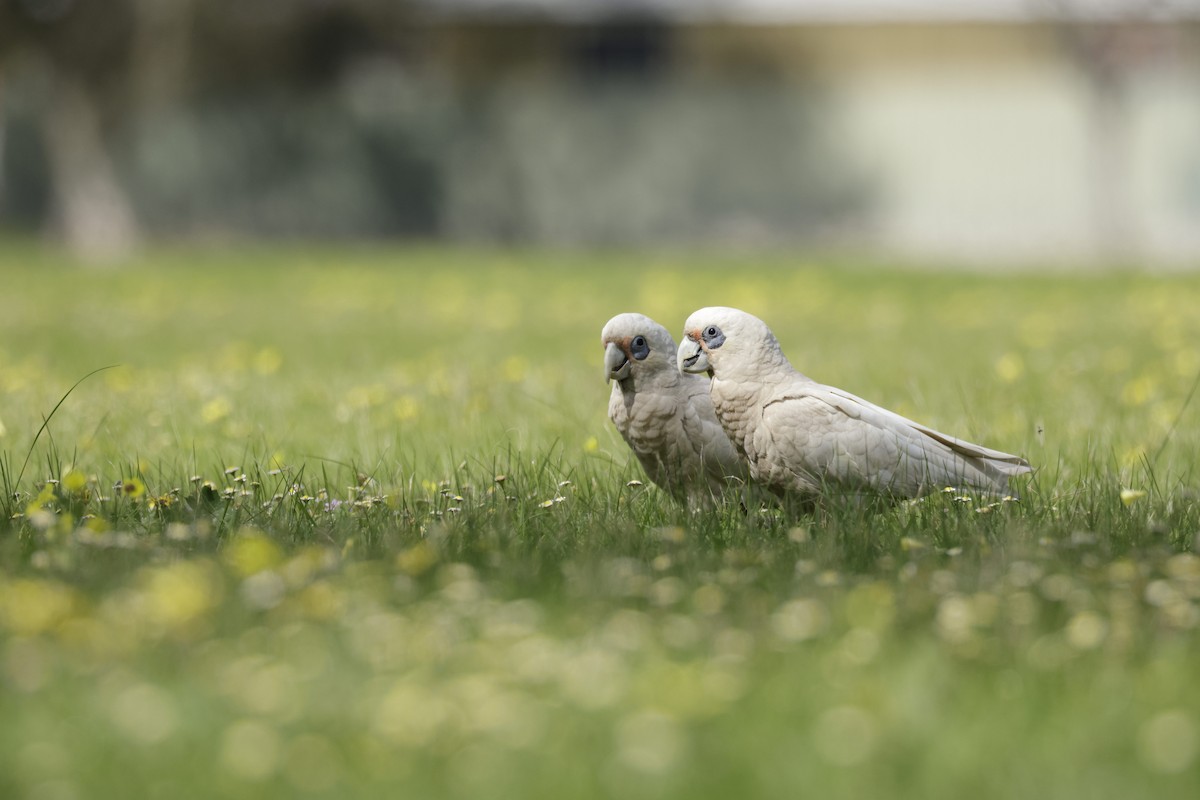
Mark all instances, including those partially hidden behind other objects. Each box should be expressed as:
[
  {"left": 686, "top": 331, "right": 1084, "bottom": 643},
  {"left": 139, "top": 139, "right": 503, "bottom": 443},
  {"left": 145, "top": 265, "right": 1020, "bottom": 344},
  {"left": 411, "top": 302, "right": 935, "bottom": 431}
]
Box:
[{"left": 602, "top": 308, "right": 1032, "bottom": 508}]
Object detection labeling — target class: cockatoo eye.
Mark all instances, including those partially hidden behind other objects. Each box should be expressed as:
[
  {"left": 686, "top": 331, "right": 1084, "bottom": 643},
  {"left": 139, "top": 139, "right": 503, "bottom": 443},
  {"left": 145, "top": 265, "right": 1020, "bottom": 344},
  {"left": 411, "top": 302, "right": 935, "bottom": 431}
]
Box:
[
  {"left": 702, "top": 325, "right": 725, "bottom": 349},
  {"left": 630, "top": 335, "right": 651, "bottom": 361}
]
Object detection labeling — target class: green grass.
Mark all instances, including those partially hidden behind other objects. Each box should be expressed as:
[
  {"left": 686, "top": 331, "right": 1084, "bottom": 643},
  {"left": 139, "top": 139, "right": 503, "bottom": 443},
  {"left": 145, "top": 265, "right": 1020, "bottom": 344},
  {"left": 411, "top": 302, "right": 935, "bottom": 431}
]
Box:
[{"left": 2, "top": 241, "right": 1199, "bottom": 799}]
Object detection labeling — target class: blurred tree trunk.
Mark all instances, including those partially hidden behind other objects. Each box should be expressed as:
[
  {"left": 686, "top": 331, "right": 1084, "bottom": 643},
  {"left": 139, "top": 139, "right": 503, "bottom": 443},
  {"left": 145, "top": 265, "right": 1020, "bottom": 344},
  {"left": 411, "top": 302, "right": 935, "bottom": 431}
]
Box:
[
  {"left": 0, "top": 72, "right": 6, "bottom": 218},
  {"left": 131, "top": 0, "right": 195, "bottom": 110},
  {"left": 42, "top": 72, "right": 139, "bottom": 264}
]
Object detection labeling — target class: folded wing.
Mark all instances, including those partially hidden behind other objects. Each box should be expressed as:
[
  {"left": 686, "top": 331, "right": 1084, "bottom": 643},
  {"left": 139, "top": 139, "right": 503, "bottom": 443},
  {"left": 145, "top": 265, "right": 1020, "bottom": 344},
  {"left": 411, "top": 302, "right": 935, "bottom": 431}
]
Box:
[{"left": 756, "top": 383, "right": 1031, "bottom": 497}]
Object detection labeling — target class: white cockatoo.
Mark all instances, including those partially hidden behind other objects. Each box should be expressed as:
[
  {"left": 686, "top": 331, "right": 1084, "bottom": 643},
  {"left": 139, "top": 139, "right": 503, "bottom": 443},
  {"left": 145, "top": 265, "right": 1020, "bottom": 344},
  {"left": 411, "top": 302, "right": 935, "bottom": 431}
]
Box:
[
  {"left": 603, "top": 313, "right": 746, "bottom": 506},
  {"left": 677, "top": 307, "right": 1032, "bottom": 501}
]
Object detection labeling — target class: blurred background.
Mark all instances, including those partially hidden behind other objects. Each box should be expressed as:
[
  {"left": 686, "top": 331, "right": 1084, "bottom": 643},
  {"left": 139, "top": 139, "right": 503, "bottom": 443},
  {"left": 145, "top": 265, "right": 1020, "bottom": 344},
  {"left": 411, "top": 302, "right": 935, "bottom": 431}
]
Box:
[{"left": 1, "top": 0, "right": 1199, "bottom": 267}]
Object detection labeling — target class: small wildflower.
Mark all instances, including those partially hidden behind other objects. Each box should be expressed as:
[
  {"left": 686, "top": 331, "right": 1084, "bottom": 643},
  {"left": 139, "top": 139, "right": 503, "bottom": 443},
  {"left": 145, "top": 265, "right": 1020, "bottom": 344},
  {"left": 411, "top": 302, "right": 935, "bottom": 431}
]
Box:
[
  {"left": 148, "top": 495, "right": 175, "bottom": 511},
  {"left": 202, "top": 397, "right": 232, "bottom": 424},
  {"left": 539, "top": 500, "right": 555, "bottom": 508},
  {"left": 627, "top": 480, "right": 644, "bottom": 488},
  {"left": 494, "top": 475, "right": 507, "bottom": 484},
  {"left": 121, "top": 478, "right": 147, "bottom": 499},
  {"left": 253, "top": 346, "right": 283, "bottom": 375},
  {"left": 224, "top": 467, "right": 240, "bottom": 476},
  {"left": 1120, "top": 488, "right": 1147, "bottom": 506},
  {"left": 225, "top": 530, "right": 284, "bottom": 577},
  {"left": 61, "top": 469, "right": 87, "bottom": 494},
  {"left": 994, "top": 352, "right": 1024, "bottom": 383},
  {"left": 396, "top": 543, "right": 437, "bottom": 576}
]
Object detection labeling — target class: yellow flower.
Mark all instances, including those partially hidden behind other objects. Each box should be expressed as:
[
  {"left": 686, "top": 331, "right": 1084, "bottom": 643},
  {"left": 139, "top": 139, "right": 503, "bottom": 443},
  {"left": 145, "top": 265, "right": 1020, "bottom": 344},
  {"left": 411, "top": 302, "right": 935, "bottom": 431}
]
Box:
[
  {"left": 122, "top": 477, "right": 147, "bottom": 499},
  {"left": 253, "top": 347, "right": 283, "bottom": 375},
  {"left": 62, "top": 467, "right": 88, "bottom": 494},
  {"left": 202, "top": 397, "right": 232, "bottom": 424},
  {"left": 141, "top": 560, "right": 222, "bottom": 631},
  {"left": 502, "top": 356, "right": 527, "bottom": 383},
  {"left": 1120, "top": 488, "right": 1147, "bottom": 506},
  {"left": 0, "top": 579, "right": 79, "bottom": 635},
  {"left": 583, "top": 436, "right": 599, "bottom": 453},
  {"left": 25, "top": 482, "right": 57, "bottom": 516},
  {"left": 224, "top": 530, "right": 284, "bottom": 577},
  {"left": 1120, "top": 374, "right": 1157, "bottom": 407},
  {"left": 396, "top": 542, "right": 437, "bottom": 576},
  {"left": 994, "top": 353, "right": 1024, "bottom": 384},
  {"left": 393, "top": 396, "right": 419, "bottom": 422},
  {"left": 148, "top": 495, "right": 175, "bottom": 511}
]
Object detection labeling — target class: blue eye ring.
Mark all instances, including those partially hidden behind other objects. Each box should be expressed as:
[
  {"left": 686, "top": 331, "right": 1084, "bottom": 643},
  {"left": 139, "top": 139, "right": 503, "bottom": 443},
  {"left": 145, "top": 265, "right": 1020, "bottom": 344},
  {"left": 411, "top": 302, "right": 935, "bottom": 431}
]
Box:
[
  {"left": 630, "top": 335, "right": 651, "bottom": 361},
  {"left": 702, "top": 325, "right": 725, "bottom": 349}
]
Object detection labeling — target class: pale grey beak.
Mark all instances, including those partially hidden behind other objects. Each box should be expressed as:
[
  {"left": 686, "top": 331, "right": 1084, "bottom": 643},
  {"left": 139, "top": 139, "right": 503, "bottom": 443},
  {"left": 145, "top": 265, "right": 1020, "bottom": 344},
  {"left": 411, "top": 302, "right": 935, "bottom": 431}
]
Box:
[
  {"left": 678, "top": 338, "right": 709, "bottom": 374},
  {"left": 605, "top": 341, "right": 632, "bottom": 382}
]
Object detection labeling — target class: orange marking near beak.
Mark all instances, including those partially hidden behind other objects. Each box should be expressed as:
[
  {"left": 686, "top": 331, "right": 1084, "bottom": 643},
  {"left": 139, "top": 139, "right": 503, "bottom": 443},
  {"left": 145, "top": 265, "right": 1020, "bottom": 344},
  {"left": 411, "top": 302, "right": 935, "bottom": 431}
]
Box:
[{"left": 602, "top": 336, "right": 632, "bottom": 358}]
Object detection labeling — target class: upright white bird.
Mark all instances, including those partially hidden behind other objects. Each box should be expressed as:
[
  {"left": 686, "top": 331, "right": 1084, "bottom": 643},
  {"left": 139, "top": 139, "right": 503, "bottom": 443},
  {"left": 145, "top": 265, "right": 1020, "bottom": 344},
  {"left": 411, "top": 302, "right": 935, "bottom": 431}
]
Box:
[
  {"left": 602, "top": 313, "right": 747, "bottom": 506},
  {"left": 677, "top": 307, "right": 1032, "bottom": 501}
]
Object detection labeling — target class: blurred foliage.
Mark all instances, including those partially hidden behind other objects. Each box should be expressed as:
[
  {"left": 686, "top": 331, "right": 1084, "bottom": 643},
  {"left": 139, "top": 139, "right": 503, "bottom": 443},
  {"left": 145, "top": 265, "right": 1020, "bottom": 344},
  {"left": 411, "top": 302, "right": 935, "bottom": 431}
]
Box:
[{"left": 0, "top": 0, "right": 869, "bottom": 244}]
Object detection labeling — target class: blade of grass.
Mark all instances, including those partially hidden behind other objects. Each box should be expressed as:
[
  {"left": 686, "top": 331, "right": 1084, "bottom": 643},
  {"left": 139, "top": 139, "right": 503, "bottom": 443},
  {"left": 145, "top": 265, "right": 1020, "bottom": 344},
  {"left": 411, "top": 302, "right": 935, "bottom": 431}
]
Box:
[
  {"left": 1150, "top": 367, "right": 1200, "bottom": 468},
  {"left": 14, "top": 364, "right": 119, "bottom": 492}
]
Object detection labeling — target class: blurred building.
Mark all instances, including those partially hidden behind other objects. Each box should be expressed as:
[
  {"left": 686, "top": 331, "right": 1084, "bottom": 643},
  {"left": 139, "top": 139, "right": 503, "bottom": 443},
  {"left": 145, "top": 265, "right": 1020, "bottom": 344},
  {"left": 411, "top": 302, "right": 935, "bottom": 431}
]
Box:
[{"left": 1, "top": 0, "right": 1199, "bottom": 266}]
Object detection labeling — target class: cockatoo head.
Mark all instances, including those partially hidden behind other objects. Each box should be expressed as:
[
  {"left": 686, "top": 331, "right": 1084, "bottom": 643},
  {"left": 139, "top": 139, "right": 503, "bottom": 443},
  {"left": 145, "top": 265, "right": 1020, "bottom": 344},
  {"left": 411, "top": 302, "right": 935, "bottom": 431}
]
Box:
[
  {"left": 678, "top": 307, "right": 786, "bottom": 379},
  {"left": 601, "top": 313, "right": 679, "bottom": 384}
]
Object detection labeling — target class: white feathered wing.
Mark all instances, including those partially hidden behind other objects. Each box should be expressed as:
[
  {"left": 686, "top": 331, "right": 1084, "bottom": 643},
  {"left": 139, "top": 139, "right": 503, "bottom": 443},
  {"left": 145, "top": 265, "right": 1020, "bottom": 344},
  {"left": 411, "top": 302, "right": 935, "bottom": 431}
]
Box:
[{"left": 752, "top": 382, "right": 1030, "bottom": 497}]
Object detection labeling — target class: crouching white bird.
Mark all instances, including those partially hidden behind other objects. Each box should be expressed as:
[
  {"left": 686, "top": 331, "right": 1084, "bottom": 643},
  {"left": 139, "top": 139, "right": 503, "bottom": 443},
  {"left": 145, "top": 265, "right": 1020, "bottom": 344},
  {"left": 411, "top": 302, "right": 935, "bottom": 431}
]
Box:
[
  {"left": 677, "top": 307, "right": 1032, "bottom": 501},
  {"left": 603, "top": 313, "right": 747, "bottom": 506}
]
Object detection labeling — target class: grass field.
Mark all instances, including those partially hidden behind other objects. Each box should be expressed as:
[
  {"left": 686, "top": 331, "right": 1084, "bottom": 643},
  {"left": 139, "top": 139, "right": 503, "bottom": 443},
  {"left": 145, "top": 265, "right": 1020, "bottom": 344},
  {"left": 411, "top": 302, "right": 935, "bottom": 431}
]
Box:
[{"left": 2, "top": 242, "right": 1199, "bottom": 799}]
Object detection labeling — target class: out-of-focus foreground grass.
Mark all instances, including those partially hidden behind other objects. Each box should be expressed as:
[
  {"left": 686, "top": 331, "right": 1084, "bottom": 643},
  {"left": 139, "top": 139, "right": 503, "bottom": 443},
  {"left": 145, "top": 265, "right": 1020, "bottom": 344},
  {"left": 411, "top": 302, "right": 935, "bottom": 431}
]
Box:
[{"left": 1, "top": 242, "right": 1199, "bottom": 800}]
